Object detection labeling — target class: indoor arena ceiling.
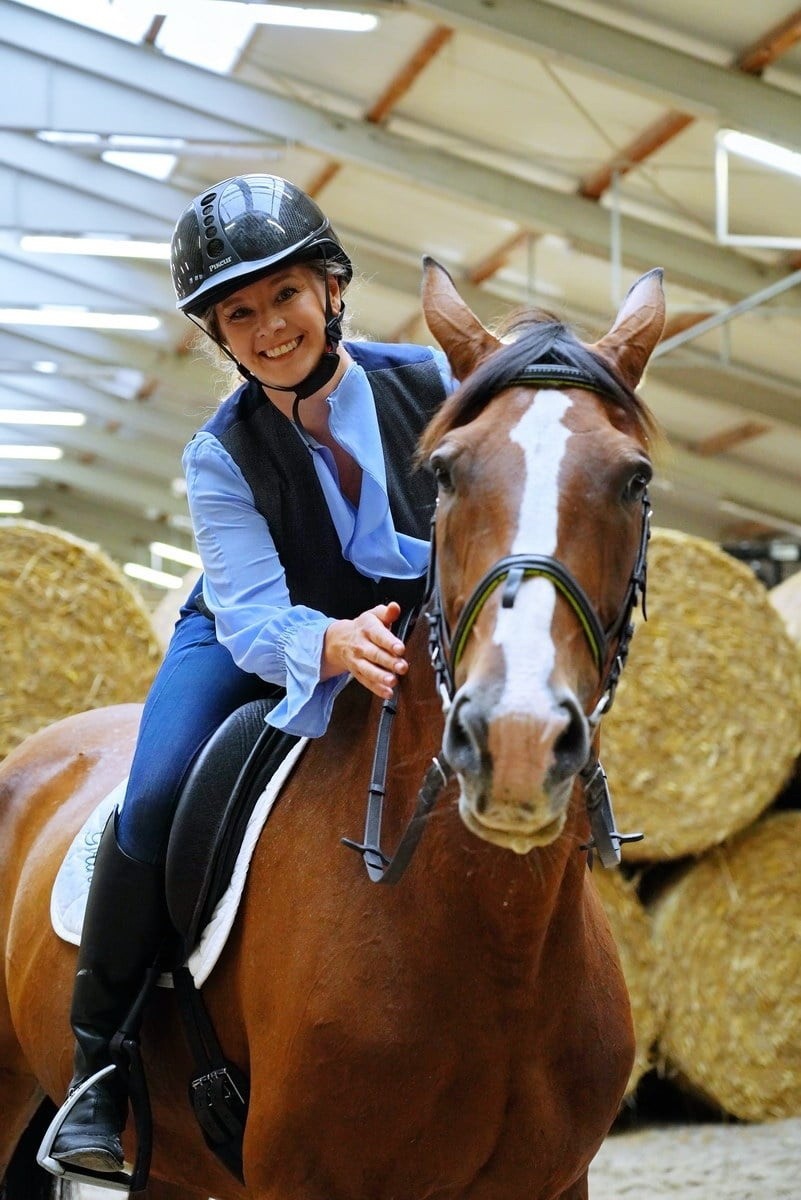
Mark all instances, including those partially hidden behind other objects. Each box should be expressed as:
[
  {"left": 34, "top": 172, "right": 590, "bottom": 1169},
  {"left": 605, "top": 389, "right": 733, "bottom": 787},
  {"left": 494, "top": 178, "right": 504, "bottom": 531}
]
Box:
[{"left": 5, "top": 0, "right": 801, "bottom": 597}]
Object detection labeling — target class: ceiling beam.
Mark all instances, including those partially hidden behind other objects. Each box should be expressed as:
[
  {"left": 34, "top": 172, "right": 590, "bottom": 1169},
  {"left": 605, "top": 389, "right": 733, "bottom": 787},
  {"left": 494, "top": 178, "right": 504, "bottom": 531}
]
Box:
[
  {"left": 408, "top": 0, "right": 801, "bottom": 150},
  {"left": 0, "top": 373, "right": 193, "bottom": 443},
  {"left": 0, "top": 451, "right": 188, "bottom": 518},
  {"left": 578, "top": 9, "right": 801, "bottom": 200},
  {"left": 0, "top": 4, "right": 789, "bottom": 302}
]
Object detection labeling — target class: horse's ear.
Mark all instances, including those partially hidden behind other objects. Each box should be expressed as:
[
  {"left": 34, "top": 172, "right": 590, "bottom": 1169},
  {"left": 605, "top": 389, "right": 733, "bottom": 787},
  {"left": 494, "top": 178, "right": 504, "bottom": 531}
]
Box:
[
  {"left": 421, "top": 256, "right": 501, "bottom": 381},
  {"left": 590, "top": 268, "right": 666, "bottom": 389}
]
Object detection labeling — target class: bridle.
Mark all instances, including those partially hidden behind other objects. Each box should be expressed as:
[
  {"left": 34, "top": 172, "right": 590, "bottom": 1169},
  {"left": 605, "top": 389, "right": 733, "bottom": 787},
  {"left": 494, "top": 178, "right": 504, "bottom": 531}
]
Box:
[{"left": 343, "top": 364, "right": 649, "bottom": 882}]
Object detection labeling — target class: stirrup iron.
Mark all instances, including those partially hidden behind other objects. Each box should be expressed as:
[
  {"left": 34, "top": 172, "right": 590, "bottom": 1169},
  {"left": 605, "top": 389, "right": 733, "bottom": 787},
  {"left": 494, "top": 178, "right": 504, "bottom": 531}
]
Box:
[{"left": 37, "top": 1065, "right": 132, "bottom": 1192}]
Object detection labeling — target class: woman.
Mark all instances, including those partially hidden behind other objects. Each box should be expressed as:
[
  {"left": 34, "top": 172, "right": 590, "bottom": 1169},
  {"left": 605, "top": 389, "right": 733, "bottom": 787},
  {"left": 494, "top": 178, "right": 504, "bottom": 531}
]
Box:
[{"left": 47, "top": 173, "right": 453, "bottom": 1174}]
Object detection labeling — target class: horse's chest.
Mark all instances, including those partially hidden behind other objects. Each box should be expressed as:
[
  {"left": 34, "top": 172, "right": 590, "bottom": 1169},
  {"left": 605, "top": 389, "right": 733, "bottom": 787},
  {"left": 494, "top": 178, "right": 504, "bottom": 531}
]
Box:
[{"left": 256, "top": 959, "right": 630, "bottom": 1200}]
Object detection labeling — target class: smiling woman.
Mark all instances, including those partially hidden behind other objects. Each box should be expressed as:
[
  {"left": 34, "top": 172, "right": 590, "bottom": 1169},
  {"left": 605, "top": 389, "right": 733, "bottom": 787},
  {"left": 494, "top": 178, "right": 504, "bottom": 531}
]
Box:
[{"left": 38, "top": 171, "right": 457, "bottom": 1182}]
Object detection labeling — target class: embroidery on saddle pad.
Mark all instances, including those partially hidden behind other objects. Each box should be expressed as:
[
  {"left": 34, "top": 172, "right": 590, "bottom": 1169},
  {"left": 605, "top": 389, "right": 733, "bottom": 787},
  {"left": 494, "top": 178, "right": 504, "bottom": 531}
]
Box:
[{"left": 49, "top": 737, "right": 308, "bottom": 987}]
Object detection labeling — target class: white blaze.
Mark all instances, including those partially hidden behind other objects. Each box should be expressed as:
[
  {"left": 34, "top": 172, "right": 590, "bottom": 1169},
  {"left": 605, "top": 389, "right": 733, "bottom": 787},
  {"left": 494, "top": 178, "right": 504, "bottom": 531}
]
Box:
[{"left": 494, "top": 390, "right": 573, "bottom": 714}]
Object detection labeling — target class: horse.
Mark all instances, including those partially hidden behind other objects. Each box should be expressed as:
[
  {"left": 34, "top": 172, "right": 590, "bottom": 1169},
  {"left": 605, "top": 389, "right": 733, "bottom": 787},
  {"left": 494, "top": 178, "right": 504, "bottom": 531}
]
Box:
[{"left": 0, "top": 258, "right": 664, "bottom": 1200}]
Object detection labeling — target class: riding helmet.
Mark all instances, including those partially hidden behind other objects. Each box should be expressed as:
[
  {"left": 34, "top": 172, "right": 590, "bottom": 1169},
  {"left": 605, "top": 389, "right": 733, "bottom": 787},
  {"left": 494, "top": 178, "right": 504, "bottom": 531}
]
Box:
[{"left": 170, "top": 174, "right": 353, "bottom": 317}]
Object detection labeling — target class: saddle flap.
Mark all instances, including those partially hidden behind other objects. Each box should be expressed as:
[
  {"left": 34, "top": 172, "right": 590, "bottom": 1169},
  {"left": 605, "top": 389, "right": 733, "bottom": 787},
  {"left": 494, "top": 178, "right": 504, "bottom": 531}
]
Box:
[{"left": 165, "top": 698, "right": 297, "bottom": 951}]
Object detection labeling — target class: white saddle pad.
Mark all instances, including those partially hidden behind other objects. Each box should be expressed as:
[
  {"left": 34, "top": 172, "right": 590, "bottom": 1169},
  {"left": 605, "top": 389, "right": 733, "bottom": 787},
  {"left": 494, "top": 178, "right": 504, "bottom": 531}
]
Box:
[{"left": 51, "top": 737, "right": 308, "bottom": 987}]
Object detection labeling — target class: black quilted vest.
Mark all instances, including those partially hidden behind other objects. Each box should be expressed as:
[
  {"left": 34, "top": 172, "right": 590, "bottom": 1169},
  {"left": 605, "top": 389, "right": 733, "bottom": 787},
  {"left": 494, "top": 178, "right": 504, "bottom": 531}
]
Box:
[{"left": 201, "top": 347, "right": 446, "bottom": 620}]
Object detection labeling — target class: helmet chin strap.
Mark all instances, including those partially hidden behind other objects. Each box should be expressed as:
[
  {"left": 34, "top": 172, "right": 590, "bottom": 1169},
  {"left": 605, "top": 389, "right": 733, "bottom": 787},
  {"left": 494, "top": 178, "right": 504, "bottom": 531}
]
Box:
[{"left": 190, "top": 252, "right": 345, "bottom": 439}]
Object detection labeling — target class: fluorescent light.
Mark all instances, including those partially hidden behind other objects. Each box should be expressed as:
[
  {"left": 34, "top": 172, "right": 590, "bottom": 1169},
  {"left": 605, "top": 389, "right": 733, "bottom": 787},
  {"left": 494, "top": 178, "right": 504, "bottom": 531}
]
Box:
[
  {"left": 33, "top": 360, "right": 59, "bottom": 373},
  {"left": 21, "top": 235, "right": 171, "bottom": 261},
  {"left": 0, "top": 308, "right": 160, "bottom": 331},
  {"left": 124, "top": 562, "right": 184, "bottom": 589},
  {"left": 0, "top": 499, "right": 24, "bottom": 514},
  {"left": 0, "top": 410, "right": 85, "bottom": 426},
  {"left": 150, "top": 541, "right": 202, "bottom": 569},
  {"left": 0, "top": 445, "right": 63, "bottom": 459},
  {"left": 37, "top": 130, "right": 102, "bottom": 146},
  {"left": 156, "top": 0, "right": 376, "bottom": 31},
  {"left": 246, "top": 4, "right": 377, "bottom": 30},
  {"left": 719, "top": 129, "right": 801, "bottom": 180}
]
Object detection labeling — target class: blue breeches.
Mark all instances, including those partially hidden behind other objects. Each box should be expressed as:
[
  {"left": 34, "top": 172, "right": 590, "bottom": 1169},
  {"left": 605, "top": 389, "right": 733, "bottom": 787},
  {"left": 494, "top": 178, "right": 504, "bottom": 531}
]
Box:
[{"left": 116, "top": 601, "right": 278, "bottom": 866}]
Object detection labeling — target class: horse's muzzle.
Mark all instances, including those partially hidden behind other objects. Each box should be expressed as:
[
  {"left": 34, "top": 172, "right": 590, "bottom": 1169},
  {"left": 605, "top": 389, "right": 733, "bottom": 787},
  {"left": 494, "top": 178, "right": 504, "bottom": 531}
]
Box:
[{"left": 444, "top": 683, "right": 590, "bottom": 853}]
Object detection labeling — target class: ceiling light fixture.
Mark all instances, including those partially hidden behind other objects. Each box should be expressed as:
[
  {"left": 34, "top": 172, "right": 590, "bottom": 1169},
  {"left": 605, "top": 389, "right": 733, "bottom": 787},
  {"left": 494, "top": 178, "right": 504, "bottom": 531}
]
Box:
[
  {"left": 719, "top": 129, "right": 801, "bottom": 180},
  {"left": 150, "top": 541, "right": 202, "bottom": 569},
  {"left": 124, "top": 562, "right": 184, "bottom": 589},
  {"left": 155, "top": 0, "right": 377, "bottom": 31},
  {"left": 0, "top": 410, "right": 86, "bottom": 426},
  {"left": 715, "top": 129, "right": 801, "bottom": 249},
  {"left": 21, "top": 235, "right": 171, "bottom": 260},
  {"left": 0, "top": 308, "right": 161, "bottom": 331},
  {"left": 0, "top": 499, "right": 24, "bottom": 514},
  {"left": 0, "top": 445, "right": 64, "bottom": 460}
]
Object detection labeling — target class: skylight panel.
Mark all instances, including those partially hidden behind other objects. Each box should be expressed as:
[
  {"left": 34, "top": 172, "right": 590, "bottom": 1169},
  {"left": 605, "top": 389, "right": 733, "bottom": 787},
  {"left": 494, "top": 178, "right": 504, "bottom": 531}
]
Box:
[
  {"left": 100, "top": 151, "right": 178, "bottom": 181},
  {"left": 154, "top": 3, "right": 255, "bottom": 74},
  {"left": 12, "top": 0, "right": 153, "bottom": 42}
]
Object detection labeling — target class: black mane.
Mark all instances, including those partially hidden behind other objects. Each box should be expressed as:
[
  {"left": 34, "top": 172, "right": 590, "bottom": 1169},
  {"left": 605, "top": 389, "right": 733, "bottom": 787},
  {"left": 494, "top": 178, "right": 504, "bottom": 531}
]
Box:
[{"left": 420, "top": 315, "right": 655, "bottom": 455}]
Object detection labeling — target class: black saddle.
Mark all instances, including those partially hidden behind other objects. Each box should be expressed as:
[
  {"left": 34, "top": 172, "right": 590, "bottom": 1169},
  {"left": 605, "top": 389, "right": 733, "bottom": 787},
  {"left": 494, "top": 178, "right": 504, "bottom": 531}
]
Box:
[{"left": 165, "top": 698, "right": 300, "bottom": 956}]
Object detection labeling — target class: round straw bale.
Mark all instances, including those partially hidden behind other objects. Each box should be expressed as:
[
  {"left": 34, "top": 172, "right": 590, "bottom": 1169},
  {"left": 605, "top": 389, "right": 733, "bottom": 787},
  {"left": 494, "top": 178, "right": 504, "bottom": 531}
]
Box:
[
  {"left": 651, "top": 811, "right": 801, "bottom": 1120},
  {"left": 769, "top": 567, "right": 801, "bottom": 645},
  {"left": 0, "top": 519, "right": 161, "bottom": 760},
  {"left": 592, "top": 868, "right": 665, "bottom": 1095},
  {"left": 600, "top": 527, "right": 801, "bottom": 861}
]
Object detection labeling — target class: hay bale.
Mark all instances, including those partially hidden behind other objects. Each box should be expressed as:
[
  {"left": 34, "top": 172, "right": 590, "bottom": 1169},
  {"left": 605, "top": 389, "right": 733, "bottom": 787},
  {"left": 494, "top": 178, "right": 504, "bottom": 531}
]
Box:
[
  {"left": 651, "top": 812, "right": 801, "bottom": 1120},
  {"left": 592, "top": 868, "right": 665, "bottom": 1095},
  {"left": 769, "top": 568, "right": 801, "bottom": 645},
  {"left": 0, "top": 520, "right": 161, "bottom": 760},
  {"left": 601, "top": 527, "right": 801, "bottom": 860}
]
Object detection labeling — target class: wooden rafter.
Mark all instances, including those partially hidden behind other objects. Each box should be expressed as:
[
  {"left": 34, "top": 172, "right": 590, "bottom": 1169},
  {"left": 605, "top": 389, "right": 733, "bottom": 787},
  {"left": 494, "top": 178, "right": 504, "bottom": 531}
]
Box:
[
  {"left": 659, "top": 310, "right": 717, "bottom": 342},
  {"left": 365, "top": 26, "right": 454, "bottom": 125},
  {"left": 578, "top": 112, "right": 693, "bottom": 201},
  {"left": 578, "top": 9, "right": 801, "bottom": 201},
  {"left": 468, "top": 231, "right": 528, "bottom": 285},
  {"left": 693, "top": 420, "right": 772, "bottom": 457},
  {"left": 305, "top": 25, "right": 454, "bottom": 200}
]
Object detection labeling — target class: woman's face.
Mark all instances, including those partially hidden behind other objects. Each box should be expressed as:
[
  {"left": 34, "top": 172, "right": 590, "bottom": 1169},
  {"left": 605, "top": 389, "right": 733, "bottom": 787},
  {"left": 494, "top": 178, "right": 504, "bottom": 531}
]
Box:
[{"left": 214, "top": 264, "right": 341, "bottom": 389}]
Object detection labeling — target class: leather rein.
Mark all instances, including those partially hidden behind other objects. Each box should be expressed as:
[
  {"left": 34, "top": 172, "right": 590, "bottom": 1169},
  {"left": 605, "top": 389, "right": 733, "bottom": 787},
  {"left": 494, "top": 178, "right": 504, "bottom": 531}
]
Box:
[{"left": 343, "top": 364, "right": 649, "bottom": 883}]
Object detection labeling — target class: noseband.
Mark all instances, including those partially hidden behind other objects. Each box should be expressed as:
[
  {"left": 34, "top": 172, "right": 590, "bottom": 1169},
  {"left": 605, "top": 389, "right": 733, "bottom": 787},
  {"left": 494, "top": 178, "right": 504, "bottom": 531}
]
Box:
[{"left": 344, "top": 364, "right": 648, "bottom": 882}]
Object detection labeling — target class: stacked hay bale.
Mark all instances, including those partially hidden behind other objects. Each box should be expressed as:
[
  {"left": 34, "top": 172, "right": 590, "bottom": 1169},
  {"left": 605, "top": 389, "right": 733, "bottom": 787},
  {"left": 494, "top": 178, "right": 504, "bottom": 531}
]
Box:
[
  {"left": 597, "top": 528, "right": 801, "bottom": 1120},
  {"left": 650, "top": 812, "right": 801, "bottom": 1120},
  {"left": 603, "top": 529, "right": 801, "bottom": 861},
  {"left": 0, "top": 520, "right": 162, "bottom": 760}
]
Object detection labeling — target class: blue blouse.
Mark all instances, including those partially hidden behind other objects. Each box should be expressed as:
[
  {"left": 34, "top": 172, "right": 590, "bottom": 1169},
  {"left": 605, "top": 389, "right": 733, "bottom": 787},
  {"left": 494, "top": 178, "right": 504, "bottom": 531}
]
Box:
[{"left": 183, "top": 346, "right": 454, "bottom": 737}]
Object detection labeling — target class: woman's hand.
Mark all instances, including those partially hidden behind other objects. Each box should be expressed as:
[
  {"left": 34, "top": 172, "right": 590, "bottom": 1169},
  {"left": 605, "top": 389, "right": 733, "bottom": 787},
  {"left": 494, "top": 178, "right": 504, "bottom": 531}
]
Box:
[{"left": 322, "top": 601, "right": 408, "bottom": 699}]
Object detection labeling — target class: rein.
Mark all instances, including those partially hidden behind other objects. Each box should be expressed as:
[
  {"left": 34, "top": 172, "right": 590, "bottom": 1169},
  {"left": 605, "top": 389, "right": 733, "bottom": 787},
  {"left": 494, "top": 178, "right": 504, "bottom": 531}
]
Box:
[{"left": 343, "top": 364, "right": 648, "bottom": 882}]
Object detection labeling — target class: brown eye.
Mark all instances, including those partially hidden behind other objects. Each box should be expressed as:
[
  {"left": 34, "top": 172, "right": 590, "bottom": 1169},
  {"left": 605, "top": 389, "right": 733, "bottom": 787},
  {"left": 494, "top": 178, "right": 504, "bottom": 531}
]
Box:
[
  {"left": 429, "top": 452, "right": 454, "bottom": 493},
  {"left": 623, "top": 469, "right": 651, "bottom": 503}
]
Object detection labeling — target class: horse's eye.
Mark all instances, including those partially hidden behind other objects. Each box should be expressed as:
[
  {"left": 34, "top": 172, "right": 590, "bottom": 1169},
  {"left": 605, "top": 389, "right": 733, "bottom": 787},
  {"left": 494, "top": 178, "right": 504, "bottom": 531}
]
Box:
[
  {"left": 623, "top": 469, "right": 651, "bottom": 503},
  {"left": 430, "top": 454, "right": 454, "bottom": 493}
]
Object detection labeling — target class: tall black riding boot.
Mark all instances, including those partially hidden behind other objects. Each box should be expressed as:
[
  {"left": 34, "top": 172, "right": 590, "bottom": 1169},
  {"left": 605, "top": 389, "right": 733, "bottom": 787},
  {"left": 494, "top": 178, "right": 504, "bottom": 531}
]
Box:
[{"left": 49, "top": 812, "right": 168, "bottom": 1173}]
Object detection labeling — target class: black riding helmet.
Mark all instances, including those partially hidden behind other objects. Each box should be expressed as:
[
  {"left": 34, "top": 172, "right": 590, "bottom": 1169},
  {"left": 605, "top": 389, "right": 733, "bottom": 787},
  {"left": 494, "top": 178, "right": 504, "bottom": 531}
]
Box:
[{"left": 170, "top": 174, "right": 353, "bottom": 403}]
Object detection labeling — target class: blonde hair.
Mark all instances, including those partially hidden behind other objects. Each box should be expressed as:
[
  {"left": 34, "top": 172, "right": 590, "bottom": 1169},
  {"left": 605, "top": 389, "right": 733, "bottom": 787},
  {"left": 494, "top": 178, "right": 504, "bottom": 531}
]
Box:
[{"left": 193, "top": 258, "right": 352, "bottom": 393}]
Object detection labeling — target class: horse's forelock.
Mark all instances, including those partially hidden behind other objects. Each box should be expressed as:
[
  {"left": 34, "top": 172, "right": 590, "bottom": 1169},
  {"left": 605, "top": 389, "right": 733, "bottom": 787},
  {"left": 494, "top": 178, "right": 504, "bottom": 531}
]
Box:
[{"left": 419, "top": 317, "right": 656, "bottom": 460}]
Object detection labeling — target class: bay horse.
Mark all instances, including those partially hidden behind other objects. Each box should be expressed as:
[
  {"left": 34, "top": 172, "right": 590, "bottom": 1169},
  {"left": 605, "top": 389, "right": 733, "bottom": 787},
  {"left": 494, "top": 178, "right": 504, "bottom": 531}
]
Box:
[{"left": 0, "top": 260, "right": 664, "bottom": 1200}]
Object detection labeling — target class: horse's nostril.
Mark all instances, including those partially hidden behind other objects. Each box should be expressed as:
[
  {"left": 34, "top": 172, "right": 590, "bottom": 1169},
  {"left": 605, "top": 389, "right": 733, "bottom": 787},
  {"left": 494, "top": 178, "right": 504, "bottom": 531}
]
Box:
[
  {"left": 445, "top": 693, "right": 486, "bottom": 782},
  {"left": 552, "top": 694, "right": 590, "bottom": 781}
]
